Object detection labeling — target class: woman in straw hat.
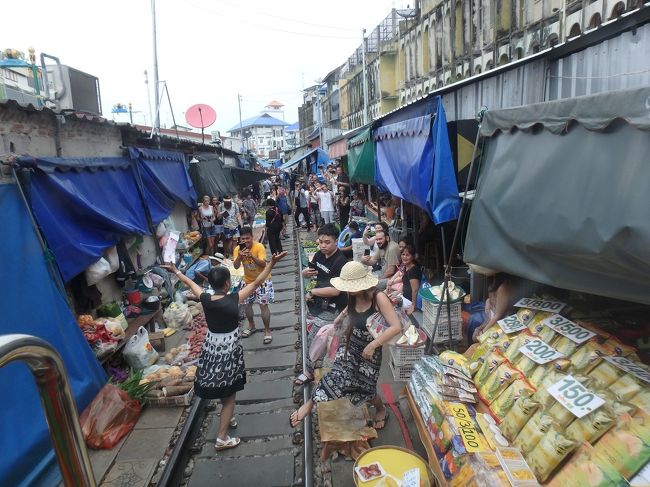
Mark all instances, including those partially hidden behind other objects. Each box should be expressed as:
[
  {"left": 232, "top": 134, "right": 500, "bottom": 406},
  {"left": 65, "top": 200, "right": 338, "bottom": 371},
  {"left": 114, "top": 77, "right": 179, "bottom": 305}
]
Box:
[{"left": 290, "top": 261, "right": 402, "bottom": 430}]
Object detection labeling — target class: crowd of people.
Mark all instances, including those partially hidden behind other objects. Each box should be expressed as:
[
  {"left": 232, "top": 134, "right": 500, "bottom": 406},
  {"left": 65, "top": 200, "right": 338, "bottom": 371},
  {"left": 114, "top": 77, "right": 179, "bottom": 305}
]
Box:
[{"left": 180, "top": 161, "right": 431, "bottom": 452}]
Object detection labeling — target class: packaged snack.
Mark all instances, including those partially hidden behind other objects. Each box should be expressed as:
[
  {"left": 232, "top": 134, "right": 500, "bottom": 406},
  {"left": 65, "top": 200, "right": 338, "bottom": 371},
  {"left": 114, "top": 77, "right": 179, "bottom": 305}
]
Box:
[
  {"left": 526, "top": 428, "right": 578, "bottom": 482},
  {"left": 546, "top": 442, "right": 628, "bottom": 487},
  {"left": 480, "top": 362, "right": 522, "bottom": 404},
  {"left": 440, "top": 350, "right": 471, "bottom": 377},
  {"left": 533, "top": 371, "right": 592, "bottom": 410},
  {"left": 449, "top": 451, "right": 511, "bottom": 487},
  {"left": 527, "top": 311, "right": 552, "bottom": 335},
  {"left": 592, "top": 411, "right": 650, "bottom": 479},
  {"left": 546, "top": 400, "right": 578, "bottom": 429},
  {"left": 550, "top": 334, "right": 580, "bottom": 357},
  {"left": 490, "top": 378, "right": 536, "bottom": 419},
  {"left": 565, "top": 407, "right": 616, "bottom": 444},
  {"left": 590, "top": 359, "right": 624, "bottom": 388},
  {"left": 476, "top": 413, "right": 510, "bottom": 449},
  {"left": 604, "top": 336, "right": 636, "bottom": 357},
  {"left": 474, "top": 351, "right": 506, "bottom": 384},
  {"left": 511, "top": 354, "right": 537, "bottom": 376},
  {"left": 528, "top": 358, "right": 571, "bottom": 389},
  {"left": 504, "top": 331, "right": 536, "bottom": 363},
  {"left": 355, "top": 462, "right": 386, "bottom": 482},
  {"left": 513, "top": 410, "right": 555, "bottom": 454},
  {"left": 610, "top": 373, "right": 644, "bottom": 401},
  {"left": 570, "top": 339, "right": 605, "bottom": 373},
  {"left": 477, "top": 324, "right": 505, "bottom": 343},
  {"left": 630, "top": 388, "right": 650, "bottom": 414},
  {"left": 436, "top": 374, "right": 477, "bottom": 393},
  {"left": 500, "top": 395, "right": 541, "bottom": 441},
  {"left": 516, "top": 308, "right": 537, "bottom": 326}
]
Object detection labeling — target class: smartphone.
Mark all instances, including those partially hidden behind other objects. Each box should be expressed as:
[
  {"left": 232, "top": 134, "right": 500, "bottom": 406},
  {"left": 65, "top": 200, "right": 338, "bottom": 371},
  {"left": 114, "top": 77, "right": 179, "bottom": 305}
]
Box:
[
  {"left": 364, "top": 249, "right": 371, "bottom": 256},
  {"left": 308, "top": 261, "right": 318, "bottom": 270},
  {"left": 222, "top": 210, "right": 230, "bottom": 218},
  {"left": 239, "top": 242, "right": 246, "bottom": 250}
]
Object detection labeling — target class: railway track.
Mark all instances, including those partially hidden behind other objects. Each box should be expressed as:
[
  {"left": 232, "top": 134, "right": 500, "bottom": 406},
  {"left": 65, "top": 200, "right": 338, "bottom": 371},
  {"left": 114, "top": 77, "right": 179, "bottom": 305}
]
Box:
[{"left": 156, "top": 222, "right": 313, "bottom": 487}]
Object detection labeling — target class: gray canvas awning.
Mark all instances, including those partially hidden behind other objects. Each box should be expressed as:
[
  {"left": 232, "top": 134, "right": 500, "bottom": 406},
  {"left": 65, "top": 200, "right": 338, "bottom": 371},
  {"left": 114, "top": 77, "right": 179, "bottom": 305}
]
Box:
[
  {"left": 188, "top": 155, "right": 237, "bottom": 198},
  {"left": 464, "top": 86, "right": 650, "bottom": 305}
]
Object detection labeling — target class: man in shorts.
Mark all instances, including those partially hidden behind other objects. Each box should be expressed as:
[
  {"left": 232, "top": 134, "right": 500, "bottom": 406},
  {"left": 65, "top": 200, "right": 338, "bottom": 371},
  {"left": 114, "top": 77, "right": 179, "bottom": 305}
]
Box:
[{"left": 233, "top": 226, "right": 275, "bottom": 344}]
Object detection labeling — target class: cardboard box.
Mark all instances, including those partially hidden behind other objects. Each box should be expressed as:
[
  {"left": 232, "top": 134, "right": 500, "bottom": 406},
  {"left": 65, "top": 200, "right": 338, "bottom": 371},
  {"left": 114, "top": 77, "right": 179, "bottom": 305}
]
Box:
[{"left": 149, "top": 331, "right": 165, "bottom": 352}]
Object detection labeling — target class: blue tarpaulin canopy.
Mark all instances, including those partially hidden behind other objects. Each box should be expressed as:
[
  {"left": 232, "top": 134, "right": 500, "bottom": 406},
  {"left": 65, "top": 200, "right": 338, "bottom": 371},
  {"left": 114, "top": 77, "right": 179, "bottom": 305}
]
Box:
[
  {"left": 0, "top": 183, "right": 106, "bottom": 487},
  {"left": 373, "top": 96, "right": 460, "bottom": 224},
  {"left": 279, "top": 147, "right": 329, "bottom": 171},
  {"left": 129, "top": 147, "right": 198, "bottom": 224},
  {"left": 20, "top": 156, "right": 151, "bottom": 282}
]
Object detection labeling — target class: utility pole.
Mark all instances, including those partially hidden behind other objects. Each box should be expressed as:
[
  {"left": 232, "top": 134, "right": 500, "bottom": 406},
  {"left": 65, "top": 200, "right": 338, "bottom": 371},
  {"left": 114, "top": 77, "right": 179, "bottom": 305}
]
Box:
[
  {"left": 361, "top": 28, "right": 369, "bottom": 126},
  {"left": 151, "top": 0, "right": 160, "bottom": 134},
  {"left": 237, "top": 94, "right": 246, "bottom": 153},
  {"left": 144, "top": 70, "right": 153, "bottom": 127}
]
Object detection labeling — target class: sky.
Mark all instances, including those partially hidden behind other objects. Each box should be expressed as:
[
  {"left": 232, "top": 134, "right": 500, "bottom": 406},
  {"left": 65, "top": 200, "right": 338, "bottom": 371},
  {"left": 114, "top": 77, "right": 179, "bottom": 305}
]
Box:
[{"left": 4, "top": 0, "right": 408, "bottom": 135}]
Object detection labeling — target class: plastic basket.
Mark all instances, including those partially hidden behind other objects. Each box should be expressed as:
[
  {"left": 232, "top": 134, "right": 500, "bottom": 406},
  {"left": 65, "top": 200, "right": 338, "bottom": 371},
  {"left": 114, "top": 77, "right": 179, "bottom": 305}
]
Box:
[
  {"left": 419, "top": 287, "right": 463, "bottom": 343},
  {"left": 390, "top": 342, "right": 425, "bottom": 367},
  {"left": 389, "top": 358, "right": 414, "bottom": 381},
  {"left": 148, "top": 387, "right": 194, "bottom": 408}
]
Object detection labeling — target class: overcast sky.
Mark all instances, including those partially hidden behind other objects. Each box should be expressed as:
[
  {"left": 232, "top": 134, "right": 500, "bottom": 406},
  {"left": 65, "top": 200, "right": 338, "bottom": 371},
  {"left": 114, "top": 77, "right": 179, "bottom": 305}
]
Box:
[{"left": 5, "top": 0, "right": 406, "bottom": 134}]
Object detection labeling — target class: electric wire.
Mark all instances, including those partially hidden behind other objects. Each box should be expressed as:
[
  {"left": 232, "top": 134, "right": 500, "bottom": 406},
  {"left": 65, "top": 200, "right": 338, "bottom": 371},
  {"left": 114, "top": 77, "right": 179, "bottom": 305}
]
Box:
[
  {"left": 183, "top": 0, "right": 360, "bottom": 40},
  {"left": 214, "top": 0, "right": 360, "bottom": 31},
  {"left": 548, "top": 66, "right": 650, "bottom": 79}
]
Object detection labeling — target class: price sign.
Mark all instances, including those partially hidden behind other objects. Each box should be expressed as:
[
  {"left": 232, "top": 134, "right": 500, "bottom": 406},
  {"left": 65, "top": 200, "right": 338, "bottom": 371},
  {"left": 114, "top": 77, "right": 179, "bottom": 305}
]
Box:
[
  {"left": 519, "top": 338, "right": 564, "bottom": 364},
  {"left": 402, "top": 468, "right": 420, "bottom": 487},
  {"left": 514, "top": 297, "right": 566, "bottom": 313},
  {"left": 604, "top": 356, "right": 650, "bottom": 385},
  {"left": 543, "top": 314, "right": 596, "bottom": 344},
  {"left": 497, "top": 314, "right": 528, "bottom": 334},
  {"left": 547, "top": 375, "right": 605, "bottom": 418},
  {"left": 448, "top": 403, "right": 487, "bottom": 452}
]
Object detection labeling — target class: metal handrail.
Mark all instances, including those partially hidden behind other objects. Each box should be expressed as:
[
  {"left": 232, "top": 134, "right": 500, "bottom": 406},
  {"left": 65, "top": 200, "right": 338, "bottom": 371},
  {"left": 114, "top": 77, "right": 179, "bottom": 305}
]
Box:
[
  {"left": 0, "top": 334, "right": 96, "bottom": 487},
  {"left": 296, "top": 226, "right": 313, "bottom": 487}
]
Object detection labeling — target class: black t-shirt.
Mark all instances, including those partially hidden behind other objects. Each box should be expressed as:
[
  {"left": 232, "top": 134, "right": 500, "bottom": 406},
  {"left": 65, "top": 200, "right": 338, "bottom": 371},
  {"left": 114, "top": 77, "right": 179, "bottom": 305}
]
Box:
[
  {"left": 311, "top": 249, "right": 349, "bottom": 311},
  {"left": 266, "top": 206, "right": 283, "bottom": 231},
  {"left": 338, "top": 173, "right": 350, "bottom": 185},
  {"left": 200, "top": 292, "right": 239, "bottom": 333},
  {"left": 402, "top": 265, "right": 423, "bottom": 303}
]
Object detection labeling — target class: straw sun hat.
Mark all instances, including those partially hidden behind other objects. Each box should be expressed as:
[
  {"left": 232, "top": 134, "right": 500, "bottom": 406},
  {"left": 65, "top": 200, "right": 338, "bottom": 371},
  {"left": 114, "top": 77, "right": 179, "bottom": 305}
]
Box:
[{"left": 330, "top": 261, "right": 379, "bottom": 293}]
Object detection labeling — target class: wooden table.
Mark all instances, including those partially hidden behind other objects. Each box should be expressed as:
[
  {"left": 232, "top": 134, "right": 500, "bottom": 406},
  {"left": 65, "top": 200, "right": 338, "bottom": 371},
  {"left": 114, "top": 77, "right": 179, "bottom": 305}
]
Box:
[{"left": 100, "top": 309, "right": 162, "bottom": 366}]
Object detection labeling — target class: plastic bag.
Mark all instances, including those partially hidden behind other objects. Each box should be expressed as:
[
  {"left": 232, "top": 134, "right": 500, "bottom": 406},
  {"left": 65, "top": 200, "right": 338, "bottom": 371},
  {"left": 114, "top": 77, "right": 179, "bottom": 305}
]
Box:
[
  {"left": 526, "top": 428, "right": 577, "bottom": 482},
  {"left": 309, "top": 323, "right": 335, "bottom": 362},
  {"left": 85, "top": 257, "right": 112, "bottom": 285},
  {"left": 366, "top": 311, "right": 402, "bottom": 346},
  {"left": 79, "top": 383, "right": 142, "bottom": 449},
  {"left": 163, "top": 302, "right": 192, "bottom": 329},
  {"left": 123, "top": 326, "right": 159, "bottom": 370}
]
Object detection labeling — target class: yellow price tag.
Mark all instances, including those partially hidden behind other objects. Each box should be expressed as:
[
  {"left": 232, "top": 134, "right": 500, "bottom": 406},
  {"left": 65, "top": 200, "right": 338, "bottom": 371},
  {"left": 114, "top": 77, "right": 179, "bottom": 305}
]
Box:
[{"left": 448, "top": 403, "right": 487, "bottom": 453}]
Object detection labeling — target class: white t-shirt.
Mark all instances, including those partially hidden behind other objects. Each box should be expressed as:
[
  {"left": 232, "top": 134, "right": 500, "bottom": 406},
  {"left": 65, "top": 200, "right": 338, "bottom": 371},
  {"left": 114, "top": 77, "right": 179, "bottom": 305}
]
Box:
[{"left": 317, "top": 190, "right": 334, "bottom": 212}]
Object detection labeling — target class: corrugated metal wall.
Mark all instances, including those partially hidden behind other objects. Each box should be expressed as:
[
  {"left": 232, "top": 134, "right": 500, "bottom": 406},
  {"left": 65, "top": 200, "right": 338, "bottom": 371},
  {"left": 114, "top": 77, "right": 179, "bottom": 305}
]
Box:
[{"left": 437, "top": 22, "right": 650, "bottom": 121}]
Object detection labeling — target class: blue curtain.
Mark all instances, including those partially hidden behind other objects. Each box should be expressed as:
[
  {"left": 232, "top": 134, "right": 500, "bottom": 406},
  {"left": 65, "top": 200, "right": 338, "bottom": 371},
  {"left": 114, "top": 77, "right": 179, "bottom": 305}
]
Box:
[
  {"left": 374, "top": 115, "right": 435, "bottom": 214},
  {"left": 24, "top": 157, "right": 150, "bottom": 282},
  {"left": 0, "top": 183, "right": 106, "bottom": 487},
  {"left": 428, "top": 101, "right": 461, "bottom": 224},
  {"left": 373, "top": 96, "right": 460, "bottom": 224},
  {"left": 129, "top": 148, "right": 198, "bottom": 225}
]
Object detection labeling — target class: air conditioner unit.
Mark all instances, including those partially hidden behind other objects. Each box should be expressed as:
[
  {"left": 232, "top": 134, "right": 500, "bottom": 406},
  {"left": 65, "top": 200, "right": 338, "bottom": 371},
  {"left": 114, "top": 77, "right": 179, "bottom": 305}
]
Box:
[{"left": 46, "top": 65, "right": 101, "bottom": 115}]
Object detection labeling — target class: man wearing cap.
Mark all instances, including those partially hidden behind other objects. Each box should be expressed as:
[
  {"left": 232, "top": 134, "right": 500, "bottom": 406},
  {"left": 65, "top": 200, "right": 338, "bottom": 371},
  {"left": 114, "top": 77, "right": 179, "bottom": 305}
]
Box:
[
  {"left": 234, "top": 226, "right": 275, "bottom": 344},
  {"left": 185, "top": 253, "right": 225, "bottom": 286}
]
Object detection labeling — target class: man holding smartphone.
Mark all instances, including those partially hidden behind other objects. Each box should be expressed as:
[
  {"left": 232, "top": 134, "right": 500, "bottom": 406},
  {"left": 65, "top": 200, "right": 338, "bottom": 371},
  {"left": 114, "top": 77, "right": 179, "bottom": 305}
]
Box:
[
  {"left": 234, "top": 226, "right": 275, "bottom": 344},
  {"left": 295, "top": 223, "right": 349, "bottom": 386}
]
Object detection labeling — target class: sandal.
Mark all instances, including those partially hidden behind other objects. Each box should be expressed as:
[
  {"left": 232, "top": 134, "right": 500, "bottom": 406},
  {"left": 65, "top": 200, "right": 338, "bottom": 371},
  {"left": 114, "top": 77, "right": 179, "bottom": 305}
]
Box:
[
  {"left": 263, "top": 334, "right": 273, "bottom": 344},
  {"left": 373, "top": 410, "right": 389, "bottom": 430},
  {"left": 215, "top": 436, "right": 240, "bottom": 451},
  {"left": 241, "top": 328, "right": 256, "bottom": 338},
  {"left": 294, "top": 373, "right": 313, "bottom": 386}
]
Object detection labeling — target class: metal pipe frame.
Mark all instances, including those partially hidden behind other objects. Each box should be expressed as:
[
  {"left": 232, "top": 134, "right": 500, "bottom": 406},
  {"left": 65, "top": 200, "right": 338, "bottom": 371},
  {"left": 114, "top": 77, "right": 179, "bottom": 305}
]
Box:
[
  {"left": 0, "top": 334, "right": 96, "bottom": 487},
  {"left": 296, "top": 225, "right": 314, "bottom": 487}
]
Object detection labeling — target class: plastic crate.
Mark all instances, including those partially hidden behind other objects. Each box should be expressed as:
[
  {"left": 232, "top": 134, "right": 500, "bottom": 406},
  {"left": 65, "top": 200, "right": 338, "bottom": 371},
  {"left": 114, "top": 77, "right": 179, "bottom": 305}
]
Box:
[
  {"left": 148, "top": 387, "right": 194, "bottom": 407},
  {"left": 419, "top": 287, "right": 463, "bottom": 343},
  {"left": 390, "top": 343, "right": 425, "bottom": 366},
  {"left": 390, "top": 358, "right": 414, "bottom": 381}
]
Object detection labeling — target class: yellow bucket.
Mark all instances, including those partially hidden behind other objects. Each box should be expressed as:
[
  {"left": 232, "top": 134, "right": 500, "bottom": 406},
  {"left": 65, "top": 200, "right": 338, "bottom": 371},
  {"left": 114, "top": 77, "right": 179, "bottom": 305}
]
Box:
[{"left": 353, "top": 445, "right": 440, "bottom": 486}]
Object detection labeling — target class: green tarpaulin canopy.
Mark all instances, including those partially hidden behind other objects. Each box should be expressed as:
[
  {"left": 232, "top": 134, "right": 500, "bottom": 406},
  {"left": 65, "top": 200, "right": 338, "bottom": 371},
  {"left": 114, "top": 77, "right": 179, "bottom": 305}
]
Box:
[{"left": 347, "top": 128, "right": 374, "bottom": 184}]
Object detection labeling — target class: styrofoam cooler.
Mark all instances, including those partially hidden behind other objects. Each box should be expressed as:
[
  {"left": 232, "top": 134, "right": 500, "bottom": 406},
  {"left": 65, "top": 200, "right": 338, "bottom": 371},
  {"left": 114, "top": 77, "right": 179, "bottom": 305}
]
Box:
[{"left": 352, "top": 238, "right": 369, "bottom": 262}]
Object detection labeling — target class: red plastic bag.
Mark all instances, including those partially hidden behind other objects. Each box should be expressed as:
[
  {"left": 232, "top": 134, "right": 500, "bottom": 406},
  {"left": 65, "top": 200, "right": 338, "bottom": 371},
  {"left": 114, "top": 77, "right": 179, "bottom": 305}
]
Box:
[{"left": 79, "top": 384, "right": 142, "bottom": 449}]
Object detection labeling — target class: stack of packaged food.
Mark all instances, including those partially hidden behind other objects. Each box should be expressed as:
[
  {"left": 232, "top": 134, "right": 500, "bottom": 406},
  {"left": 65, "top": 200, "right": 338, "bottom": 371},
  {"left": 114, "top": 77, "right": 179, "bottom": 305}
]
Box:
[{"left": 469, "top": 297, "right": 650, "bottom": 485}]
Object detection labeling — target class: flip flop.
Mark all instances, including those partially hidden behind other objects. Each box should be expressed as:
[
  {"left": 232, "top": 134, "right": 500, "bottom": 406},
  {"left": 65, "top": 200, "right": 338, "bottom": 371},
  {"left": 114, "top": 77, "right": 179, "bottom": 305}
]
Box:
[
  {"left": 241, "top": 328, "right": 256, "bottom": 338},
  {"left": 373, "top": 410, "right": 389, "bottom": 430},
  {"left": 294, "top": 373, "right": 313, "bottom": 386},
  {"left": 263, "top": 335, "right": 273, "bottom": 344}
]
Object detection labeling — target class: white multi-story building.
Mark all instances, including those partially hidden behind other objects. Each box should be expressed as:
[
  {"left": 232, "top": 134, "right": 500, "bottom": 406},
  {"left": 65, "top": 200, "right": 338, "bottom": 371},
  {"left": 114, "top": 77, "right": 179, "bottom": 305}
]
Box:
[{"left": 228, "top": 102, "right": 289, "bottom": 158}]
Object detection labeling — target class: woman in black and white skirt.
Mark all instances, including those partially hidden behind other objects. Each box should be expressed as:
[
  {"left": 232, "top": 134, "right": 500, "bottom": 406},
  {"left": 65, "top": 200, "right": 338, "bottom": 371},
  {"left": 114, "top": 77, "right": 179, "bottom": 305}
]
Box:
[{"left": 165, "top": 250, "right": 287, "bottom": 450}]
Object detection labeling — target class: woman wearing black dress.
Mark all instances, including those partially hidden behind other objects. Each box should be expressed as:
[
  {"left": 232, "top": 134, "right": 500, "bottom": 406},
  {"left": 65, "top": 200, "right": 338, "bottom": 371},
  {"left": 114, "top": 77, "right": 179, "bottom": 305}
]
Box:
[{"left": 164, "top": 250, "right": 287, "bottom": 450}]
